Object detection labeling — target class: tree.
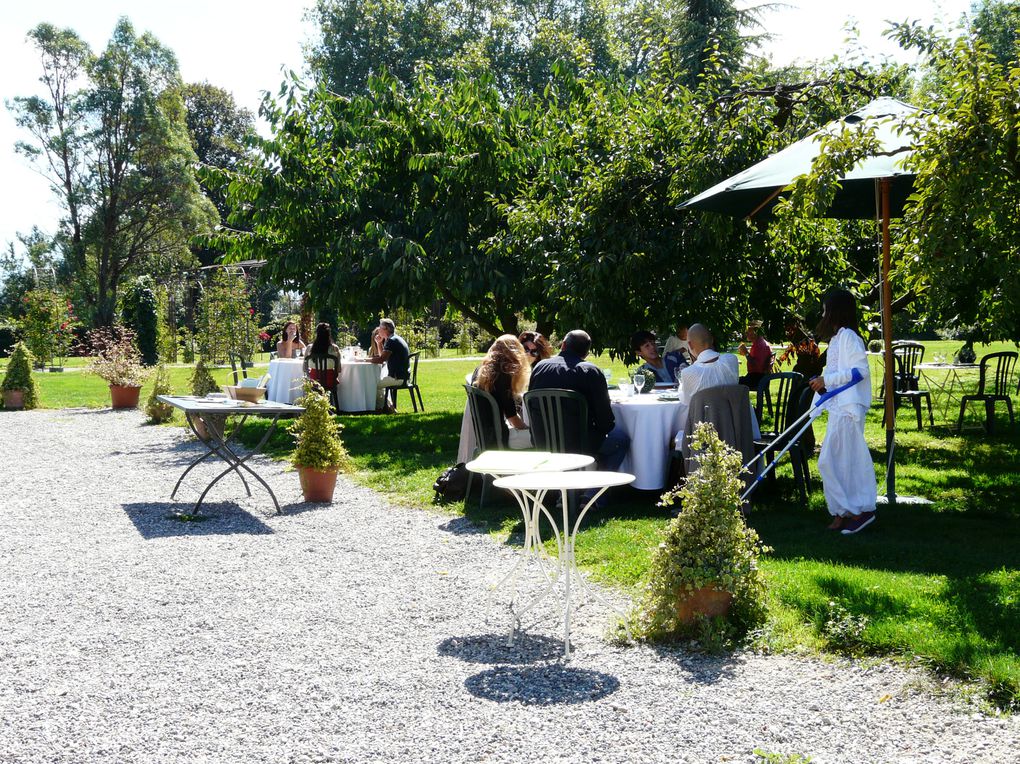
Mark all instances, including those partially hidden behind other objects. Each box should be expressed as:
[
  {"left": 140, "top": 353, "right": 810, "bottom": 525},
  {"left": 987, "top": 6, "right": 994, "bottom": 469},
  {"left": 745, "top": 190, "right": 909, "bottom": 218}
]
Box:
[
  {"left": 9, "top": 19, "right": 217, "bottom": 326},
  {"left": 972, "top": 0, "right": 1020, "bottom": 67}
]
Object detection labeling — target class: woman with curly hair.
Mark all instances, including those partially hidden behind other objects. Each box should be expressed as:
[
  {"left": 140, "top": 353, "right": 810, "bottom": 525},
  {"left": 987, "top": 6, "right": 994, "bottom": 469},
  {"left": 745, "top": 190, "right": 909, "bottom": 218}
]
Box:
[
  {"left": 518, "top": 330, "right": 553, "bottom": 367},
  {"left": 472, "top": 334, "right": 531, "bottom": 444}
]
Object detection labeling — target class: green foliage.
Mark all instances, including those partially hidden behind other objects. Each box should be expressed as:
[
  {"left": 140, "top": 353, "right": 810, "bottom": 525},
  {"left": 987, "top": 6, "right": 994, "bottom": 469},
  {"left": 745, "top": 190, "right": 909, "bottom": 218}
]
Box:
[
  {"left": 121, "top": 278, "right": 160, "bottom": 365},
  {"left": 19, "top": 289, "right": 77, "bottom": 367},
  {"left": 635, "top": 422, "right": 769, "bottom": 642},
  {"left": 86, "top": 325, "right": 147, "bottom": 387},
  {"left": 195, "top": 270, "right": 260, "bottom": 363},
  {"left": 189, "top": 358, "right": 219, "bottom": 397},
  {"left": 292, "top": 381, "right": 352, "bottom": 472},
  {"left": 1, "top": 342, "right": 40, "bottom": 408},
  {"left": 154, "top": 286, "right": 177, "bottom": 363},
  {"left": 144, "top": 364, "right": 174, "bottom": 423},
  {"left": 821, "top": 599, "right": 870, "bottom": 654}
]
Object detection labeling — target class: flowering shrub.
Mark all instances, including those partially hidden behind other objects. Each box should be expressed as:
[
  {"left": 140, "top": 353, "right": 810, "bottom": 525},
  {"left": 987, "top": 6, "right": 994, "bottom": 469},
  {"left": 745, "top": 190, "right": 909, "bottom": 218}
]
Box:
[
  {"left": 633, "top": 422, "right": 770, "bottom": 644},
  {"left": 20, "top": 290, "right": 77, "bottom": 367},
  {"left": 86, "top": 325, "right": 147, "bottom": 387}
]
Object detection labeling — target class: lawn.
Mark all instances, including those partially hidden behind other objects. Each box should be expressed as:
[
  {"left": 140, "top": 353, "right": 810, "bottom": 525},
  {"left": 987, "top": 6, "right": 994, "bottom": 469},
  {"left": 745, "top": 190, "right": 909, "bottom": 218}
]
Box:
[{"left": 10, "top": 340, "right": 1020, "bottom": 709}]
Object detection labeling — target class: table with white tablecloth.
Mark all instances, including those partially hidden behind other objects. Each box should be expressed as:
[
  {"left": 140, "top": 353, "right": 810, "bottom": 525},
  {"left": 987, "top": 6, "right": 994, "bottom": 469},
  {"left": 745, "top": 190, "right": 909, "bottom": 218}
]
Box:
[
  {"left": 266, "top": 358, "right": 305, "bottom": 404},
  {"left": 338, "top": 361, "right": 382, "bottom": 412},
  {"left": 610, "top": 393, "right": 686, "bottom": 490}
]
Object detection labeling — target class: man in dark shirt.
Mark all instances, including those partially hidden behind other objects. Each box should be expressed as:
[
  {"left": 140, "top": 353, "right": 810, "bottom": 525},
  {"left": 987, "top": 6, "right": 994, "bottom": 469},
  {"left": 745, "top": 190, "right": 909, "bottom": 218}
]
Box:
[
  {"left": 370, "top": 317, "right": 410, "bottom": 411},
  {"left": 528, "top": 329, "right": 629, "bottom": 472}
]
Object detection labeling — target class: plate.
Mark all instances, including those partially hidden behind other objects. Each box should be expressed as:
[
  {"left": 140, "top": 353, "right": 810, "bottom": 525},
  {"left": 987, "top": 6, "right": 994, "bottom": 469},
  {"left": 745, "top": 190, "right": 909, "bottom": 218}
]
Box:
[{"left": 657, "top": 394, "right": 680, "bottom": 402}]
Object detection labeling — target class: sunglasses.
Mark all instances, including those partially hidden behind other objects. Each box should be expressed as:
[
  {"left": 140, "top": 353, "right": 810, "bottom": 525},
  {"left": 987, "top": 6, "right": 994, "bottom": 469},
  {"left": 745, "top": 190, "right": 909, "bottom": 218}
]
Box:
[{"left": 525, "top": 348, "right": 539, "bottom": 357}]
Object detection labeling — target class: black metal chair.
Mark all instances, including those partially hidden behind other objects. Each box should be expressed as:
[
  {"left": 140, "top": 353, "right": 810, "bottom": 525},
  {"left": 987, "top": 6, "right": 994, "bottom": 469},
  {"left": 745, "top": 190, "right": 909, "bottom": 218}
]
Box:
[
  {"left": 306, "top": 353, "right": 341, "bottom": 411},
  {"left": 228, "top": 353, "right": 248, "bottom": 385},
  {"left": 522, "top": 389, "right": 590, "bottom": 455},
  {"left": 957, "top": 351, "right": 1017, "bottom": 433},
  {"left": 753, "top": 372, "right": 810, "bottom": 503},
  {"left": 882, "top": 341, "right": 933, "bottom": 430},
  {"left": 464, "top": 384, "right": 509, "bottom": 507},
  {"left": 386, "top": 351, "right": 424, "bottom": 412}
]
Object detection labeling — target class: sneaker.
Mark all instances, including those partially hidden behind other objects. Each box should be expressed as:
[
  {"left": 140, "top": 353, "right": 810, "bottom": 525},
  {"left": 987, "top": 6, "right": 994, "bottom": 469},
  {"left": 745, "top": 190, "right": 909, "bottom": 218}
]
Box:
[
  {"left": 826, "top": 516, "right": 845, "bottom": 531},
  {"left": 840, "top": 511, "right": 876, "bottom": 535}
]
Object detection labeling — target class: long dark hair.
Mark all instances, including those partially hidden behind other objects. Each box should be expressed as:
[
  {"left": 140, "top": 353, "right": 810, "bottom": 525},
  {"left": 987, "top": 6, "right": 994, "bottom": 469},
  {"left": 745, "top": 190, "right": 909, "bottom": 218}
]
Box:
[
  {"left": 310, "top": 323, "right": 333, "bottom": 356},
  {"left": 815, "top": 289, "right": 859, "bottom": 340}
]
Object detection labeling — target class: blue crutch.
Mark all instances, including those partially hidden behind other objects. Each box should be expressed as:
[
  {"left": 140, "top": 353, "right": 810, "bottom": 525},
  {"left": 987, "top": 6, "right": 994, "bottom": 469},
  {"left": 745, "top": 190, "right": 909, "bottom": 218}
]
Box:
[{"left": 740, "top": 368, "right": 865, "bottom": 502}]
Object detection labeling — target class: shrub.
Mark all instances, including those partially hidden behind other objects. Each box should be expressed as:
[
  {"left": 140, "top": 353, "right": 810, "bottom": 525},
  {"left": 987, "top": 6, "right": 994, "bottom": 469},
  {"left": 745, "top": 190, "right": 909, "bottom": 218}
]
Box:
[
  {"left": 121, "top": 278, "right": 159, "bottom": 365},
  {"left": 292, "top": 381, "right": 352, "bottom": 472},
  {"left": 86, "top": 326, "right": 147, "bottom": 387},
  {"left": 145, "top": 365, "right": 174, "bottom": 423},
  {"left": 634, "top": 422, "right": 770, "bottom": 643},
  {"left": 20, "top": 289, "right": 77, "bottom": 367},
  {"left": 1, "top": 342, "right": 39, "bottom": 409},
  {"left": 190, "top": 358, "right": 219, "bottom": 397}
]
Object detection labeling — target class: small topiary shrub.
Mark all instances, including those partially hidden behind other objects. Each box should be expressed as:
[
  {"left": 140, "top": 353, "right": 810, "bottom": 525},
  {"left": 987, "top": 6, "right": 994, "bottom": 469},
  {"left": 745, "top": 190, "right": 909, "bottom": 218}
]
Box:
[
  {"left": 634, "top": 422, "right": 770, "bottom": 645},
  {"left": 190, "top": 359, "right": 219, "bottom": 397},
  {"left": 2, "top": 342, "right": 40, "bottom": 409},
  {"left": 292, "top": 381, "right": 352, "bottom": 473},
  {"left": 145, "top": 364, "right": 174, "bottom": 423}
]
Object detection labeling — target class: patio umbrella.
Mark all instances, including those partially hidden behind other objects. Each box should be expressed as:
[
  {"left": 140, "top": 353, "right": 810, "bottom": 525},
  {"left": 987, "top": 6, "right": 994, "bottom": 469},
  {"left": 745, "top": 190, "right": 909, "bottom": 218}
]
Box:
[{"left": 680, "top": 96, "right": 921, "bottom": 505}]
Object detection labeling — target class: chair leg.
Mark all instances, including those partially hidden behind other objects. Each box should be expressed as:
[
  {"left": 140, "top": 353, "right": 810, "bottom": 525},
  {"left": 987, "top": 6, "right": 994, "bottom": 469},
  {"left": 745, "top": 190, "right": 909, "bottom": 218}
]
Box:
[
  {"left": 790, "top": 446, "right": 807, "bottom": 504},
  {"left": 925, "top": 393, "right": 933, "bottom": 428},
  {"left": 479, "top": 473, "right": 489, "bottom": 509},
  {"left": 409, "top": 385, "right": 419, "bottom": 413},
  {"left": 1006, "top": 397, "right": 1015, "bottom": 426},
  {"left": 415, "top": 385, "right": 425, "bottom": 411},
  {"left": 985, "top": 399, "right": 996, "bottom": 434},
  {"left": 465, "top": 470, "right": 475, "bottom": 502},
  {"left": 956, "top": 398, "right": 967, "bottom": 431}
]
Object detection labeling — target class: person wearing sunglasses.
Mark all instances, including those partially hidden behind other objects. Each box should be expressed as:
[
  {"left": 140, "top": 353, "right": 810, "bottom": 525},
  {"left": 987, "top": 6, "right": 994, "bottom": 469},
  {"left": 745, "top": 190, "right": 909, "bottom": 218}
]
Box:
[{"left": 518, "top": 331, "right": 552, "bottom": 367}]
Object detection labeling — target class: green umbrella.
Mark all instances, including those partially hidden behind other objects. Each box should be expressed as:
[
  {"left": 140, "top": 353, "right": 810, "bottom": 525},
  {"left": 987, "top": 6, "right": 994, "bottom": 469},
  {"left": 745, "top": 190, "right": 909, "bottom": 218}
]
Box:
[{"left": 680, "top": 97, "right": 922, "bottom": 505}]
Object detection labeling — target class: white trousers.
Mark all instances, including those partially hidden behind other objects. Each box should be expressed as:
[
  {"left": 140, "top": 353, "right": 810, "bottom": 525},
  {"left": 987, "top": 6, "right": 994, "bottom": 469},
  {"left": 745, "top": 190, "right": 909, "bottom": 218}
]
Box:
[{"left": 817, "top": 407, "right": 877, "bottom": 517}]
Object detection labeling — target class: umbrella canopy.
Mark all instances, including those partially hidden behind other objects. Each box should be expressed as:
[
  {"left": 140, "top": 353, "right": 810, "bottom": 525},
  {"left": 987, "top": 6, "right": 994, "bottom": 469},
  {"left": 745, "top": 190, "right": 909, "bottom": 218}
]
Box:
[
  {"left": 681, "top": 97, "right": 919, "bottom": 219},
  {"left": 680, "top": 96, "right": 925, "bottom": 505}
]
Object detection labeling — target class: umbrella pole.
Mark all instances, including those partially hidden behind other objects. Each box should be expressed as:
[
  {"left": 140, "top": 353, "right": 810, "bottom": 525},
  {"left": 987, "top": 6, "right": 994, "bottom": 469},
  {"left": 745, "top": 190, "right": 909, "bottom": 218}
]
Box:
[{"left": 880, "top": 179, "right": 896, "bottom": 505}]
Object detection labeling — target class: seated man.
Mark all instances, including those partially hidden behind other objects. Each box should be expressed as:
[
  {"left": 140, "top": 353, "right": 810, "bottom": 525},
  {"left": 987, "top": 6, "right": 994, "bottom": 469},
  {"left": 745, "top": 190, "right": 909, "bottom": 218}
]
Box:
[
  {"left": 738, "top": 320, "right": 773, "bottom": 390},
  {"left": 369, "top": 317, "right": 410, "bottom": 411},
  {"left": 663, "top": 323, "right": 691, "bottom": 364},
  {"left": 676, "top": 323, "right": 741, "bottom": 445},
  {"left": 529, "top": 329, "right": 630, "bottom": 474},
  {"left": 630, "top": 330, "right": 687, "bottom": 385}
]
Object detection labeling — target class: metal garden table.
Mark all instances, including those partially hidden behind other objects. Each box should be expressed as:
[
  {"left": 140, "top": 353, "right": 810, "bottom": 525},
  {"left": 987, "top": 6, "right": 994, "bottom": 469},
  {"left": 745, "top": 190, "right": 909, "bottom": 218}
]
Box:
[{"left": 158, "top": 395, "right": 304, "bottom": 515}]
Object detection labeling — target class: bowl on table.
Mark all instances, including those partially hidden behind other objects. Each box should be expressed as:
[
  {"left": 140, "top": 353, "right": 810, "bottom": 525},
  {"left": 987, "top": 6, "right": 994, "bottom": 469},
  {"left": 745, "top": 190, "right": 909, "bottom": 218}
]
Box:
[{"left": 223, "top": 385, "right": 267, "bottom": 403}]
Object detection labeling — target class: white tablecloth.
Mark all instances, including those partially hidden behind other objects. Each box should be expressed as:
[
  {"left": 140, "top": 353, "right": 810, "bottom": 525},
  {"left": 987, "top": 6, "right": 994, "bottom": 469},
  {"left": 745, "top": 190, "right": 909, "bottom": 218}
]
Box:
[
  {"left": 266, "top": 359, "right": 305, "bottom": 404},
  {"left": 610, "top": 394, "right": 686, "bottom": 490},
  {"left": 339, "top": 362, "right": 381, "bottom": 412}
]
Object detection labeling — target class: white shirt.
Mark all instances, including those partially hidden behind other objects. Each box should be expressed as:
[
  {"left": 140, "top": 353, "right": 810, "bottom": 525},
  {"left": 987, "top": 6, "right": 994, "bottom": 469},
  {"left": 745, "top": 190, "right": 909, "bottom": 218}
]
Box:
[
  {"left": 814, "top": 328, "right": 871, "bottom": 413},
  {"left": 663, "top": 335, "right": 690, "bottom": 358}
]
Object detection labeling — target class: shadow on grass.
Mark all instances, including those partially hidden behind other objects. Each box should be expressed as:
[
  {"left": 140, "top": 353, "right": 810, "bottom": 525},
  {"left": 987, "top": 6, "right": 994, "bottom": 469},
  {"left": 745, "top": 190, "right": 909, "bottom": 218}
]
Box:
[
  {"left": 464, "top": 665, "right": 620, "bottom": 705},
  {"left": 122, "top": 501, "right": 274, "bottom": 539}
]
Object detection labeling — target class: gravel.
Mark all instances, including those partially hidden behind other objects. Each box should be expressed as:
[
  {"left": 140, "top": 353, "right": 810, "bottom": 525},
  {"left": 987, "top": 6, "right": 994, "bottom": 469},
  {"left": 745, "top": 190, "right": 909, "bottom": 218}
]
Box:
[{"left": 1, "top": 408, "right": 1018, "bottom": 764}]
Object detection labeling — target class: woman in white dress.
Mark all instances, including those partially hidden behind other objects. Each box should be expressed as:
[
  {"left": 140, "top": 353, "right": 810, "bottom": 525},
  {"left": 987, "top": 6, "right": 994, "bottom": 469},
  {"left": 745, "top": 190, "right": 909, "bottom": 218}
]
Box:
[{"left": 808, "top": 289, "right": 877, "bottom": 534}]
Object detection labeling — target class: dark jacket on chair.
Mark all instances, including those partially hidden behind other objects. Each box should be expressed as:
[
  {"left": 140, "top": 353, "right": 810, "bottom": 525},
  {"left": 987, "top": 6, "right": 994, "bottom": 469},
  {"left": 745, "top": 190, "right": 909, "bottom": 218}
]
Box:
[{"left": 681, "top": 384, "right": 755, "bottom": 482}]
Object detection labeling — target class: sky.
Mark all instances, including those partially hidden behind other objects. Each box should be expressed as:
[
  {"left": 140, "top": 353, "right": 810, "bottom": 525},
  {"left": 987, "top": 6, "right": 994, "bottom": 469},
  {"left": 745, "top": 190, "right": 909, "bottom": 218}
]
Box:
[{"left": 0, "top": 0, "right": 974, "bottom": 259}]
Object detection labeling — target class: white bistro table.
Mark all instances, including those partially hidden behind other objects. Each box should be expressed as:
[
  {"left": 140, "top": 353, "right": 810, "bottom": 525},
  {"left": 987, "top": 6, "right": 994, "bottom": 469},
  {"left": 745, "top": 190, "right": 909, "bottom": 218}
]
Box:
[
  {"left": 916, "top": 362, "right": 981, "bottom": 421},
  {"left": 339, "top": 361, "right": 382, "bottom": 412},
  {"left": 610, "top": 392, "right": 685, "bottom": 490},
  {"left": 266, "top": 358, "right": 305, "bottom": 404},
  {"left": 493, "top": 470, "right": 635, "bottom": 659},
  {"left": 158, "top": 395, "right": 304, "bottom": 515}
]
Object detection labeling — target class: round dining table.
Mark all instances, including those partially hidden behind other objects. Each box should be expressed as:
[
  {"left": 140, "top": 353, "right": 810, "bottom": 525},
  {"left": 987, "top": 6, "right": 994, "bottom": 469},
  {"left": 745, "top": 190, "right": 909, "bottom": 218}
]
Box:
[
  {"left": 266, "top": 358, "right": 305, "bottom": 404},
  {"left": 610, "top": 392, "right": 685, "bottom": 490},
  {"left": 338, "top": 361, "right": 382, "bottom": 412}
]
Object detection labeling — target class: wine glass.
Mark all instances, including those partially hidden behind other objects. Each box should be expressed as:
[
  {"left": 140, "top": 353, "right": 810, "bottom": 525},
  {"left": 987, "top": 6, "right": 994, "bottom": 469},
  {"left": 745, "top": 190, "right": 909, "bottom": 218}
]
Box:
[
  {"left": 673, "top": 366, "right": 683, "bottom": 392},
  {"left": 632, "top": 372, "right": 646, "bottom": 395}
]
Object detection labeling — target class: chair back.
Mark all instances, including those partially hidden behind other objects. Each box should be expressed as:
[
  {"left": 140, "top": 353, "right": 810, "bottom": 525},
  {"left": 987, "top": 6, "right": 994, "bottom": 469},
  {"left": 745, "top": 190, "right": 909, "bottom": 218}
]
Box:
[
  {"left": 407, "top": 351, "right": 420, "bottom": 386},
  {"left": 978, "top": 351, "right": 1018, "bottom": 397},
  {"left": 307, "top": 353, "right": 340, "bottom": 391},
  {"left": 465, "top": 384, "right": 508, "bottom": 452},
  {"left": 523, "top": 389, "right": 590, "bottom": 454},
  {"left": 681, "top": 384, "right": 755, "bottom": 476},
  {"left": 892, "top": 341, "right": 925, "bottom": 388},
  {"left": 754, "top": 372, "right": 804, "bottom": 437}
]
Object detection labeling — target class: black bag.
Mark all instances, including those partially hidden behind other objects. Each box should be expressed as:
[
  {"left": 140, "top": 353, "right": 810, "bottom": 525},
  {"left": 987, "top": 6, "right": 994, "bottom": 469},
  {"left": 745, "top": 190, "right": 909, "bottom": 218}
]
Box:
[{"left": 433, "top": 463, "right": 470, "bottom": 503}]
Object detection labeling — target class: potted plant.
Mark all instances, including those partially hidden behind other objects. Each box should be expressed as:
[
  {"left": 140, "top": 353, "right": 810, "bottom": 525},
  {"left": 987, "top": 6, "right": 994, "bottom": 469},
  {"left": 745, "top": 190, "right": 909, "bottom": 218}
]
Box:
[
  {"left": 145, "top": 364, "right": 174, "bottom": 423},
  {"left": 86, "top": 325, "right": 147, "bottom": 409},
  {"left": 634, "top": 422, "right": 770, "bottom": 643},
  {"left": 2, "top": 342, "right": 40, "bottom": 410},
  {"left": 293, "top": 381, "right": 351, "bottom": 502}
]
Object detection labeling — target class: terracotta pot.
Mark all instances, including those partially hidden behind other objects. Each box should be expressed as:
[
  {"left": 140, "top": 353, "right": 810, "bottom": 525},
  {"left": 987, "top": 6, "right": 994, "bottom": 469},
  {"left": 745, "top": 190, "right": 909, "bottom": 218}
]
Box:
[
  {"left": 298, "top": 467, "right": 339, "bottom": 502},
  {"left": 3, "top": 390, "right": 25, "bottom": 410},
  {"left": 109, "top": 384, "right": 142, "bottom": 409},
  {"left": 192, "top": 416, "right": 210, "bottom": 441},
  {"left": 675, "top": 585, "right": 733, "bottom": 623}
]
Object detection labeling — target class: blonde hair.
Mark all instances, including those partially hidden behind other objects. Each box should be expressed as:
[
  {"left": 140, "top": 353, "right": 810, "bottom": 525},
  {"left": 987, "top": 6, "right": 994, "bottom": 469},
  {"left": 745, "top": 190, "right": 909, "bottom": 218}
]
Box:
[{"left": 476, "top": 335, "right": 530, "bottom": 398}]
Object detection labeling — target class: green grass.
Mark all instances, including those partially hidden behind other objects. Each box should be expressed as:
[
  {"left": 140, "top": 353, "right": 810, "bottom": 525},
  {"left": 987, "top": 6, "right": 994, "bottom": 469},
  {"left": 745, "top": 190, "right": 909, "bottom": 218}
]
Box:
[{"left": 10, "top": 341, "right": 1020, "bottom": 708}]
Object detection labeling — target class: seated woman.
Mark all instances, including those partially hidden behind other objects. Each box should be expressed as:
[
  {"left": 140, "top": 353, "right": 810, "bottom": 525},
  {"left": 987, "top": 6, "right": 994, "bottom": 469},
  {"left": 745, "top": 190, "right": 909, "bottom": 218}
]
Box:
[
  {"left": 472, "top": 334, "right": 531, "bottom": 448},
  {"left": 303, "top": 323, "right": 342, "bottom": 403},
  {"left": 738, "top": 320, "right": 773, "bottom": 389},
  {"left": 276, "top": 321, "right": 306, "bottom": 359},
  {"left": 518, "top": 330, "right": 553, "bottom": 367},
  {"left": 631, "top": 330, "right": 687, "bottom": 384}
]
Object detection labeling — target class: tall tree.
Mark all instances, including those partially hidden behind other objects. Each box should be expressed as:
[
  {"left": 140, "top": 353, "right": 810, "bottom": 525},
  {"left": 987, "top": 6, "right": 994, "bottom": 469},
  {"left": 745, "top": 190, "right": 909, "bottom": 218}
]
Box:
[{"left": 9, "top": 19, "right": 216, "bottom": 326}]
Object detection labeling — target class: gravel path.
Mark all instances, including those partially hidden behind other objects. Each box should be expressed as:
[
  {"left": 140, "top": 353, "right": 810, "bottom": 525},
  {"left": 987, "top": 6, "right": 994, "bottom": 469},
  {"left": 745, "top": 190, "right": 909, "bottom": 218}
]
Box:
[{"left": 1, "top": 409, "right": 1017, "bottom": 764}]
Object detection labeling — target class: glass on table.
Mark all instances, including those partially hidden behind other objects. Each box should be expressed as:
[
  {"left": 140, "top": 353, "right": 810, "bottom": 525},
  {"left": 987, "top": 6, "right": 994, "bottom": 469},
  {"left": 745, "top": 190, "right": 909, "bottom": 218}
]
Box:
[
  {"left": 619, "top": 383, "right": 633, "bottom": 397},
  {"left": 632, "top": 372, "right": 645, "bottom": 394}
]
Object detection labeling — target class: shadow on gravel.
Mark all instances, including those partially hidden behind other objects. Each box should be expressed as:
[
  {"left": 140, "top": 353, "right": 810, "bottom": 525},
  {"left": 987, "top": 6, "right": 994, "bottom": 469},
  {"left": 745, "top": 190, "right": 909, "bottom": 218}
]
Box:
[
  {"left": 438, "top": 633, "right": 564, "bottom": 664},
  {"left": 647, "top": 647, "right": 741, "bottom": 685},
  {"left": 436, "top": 516, "right": 488, "bottom": 536},
  {"left": 122, "top": 501, "right": 274, "bottom": 539},
  {"left": 464, "top": 665, "right": 619, "bottom": 705}
]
